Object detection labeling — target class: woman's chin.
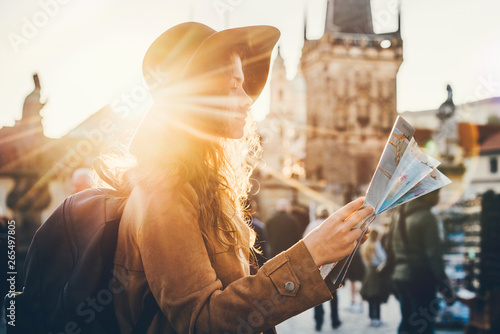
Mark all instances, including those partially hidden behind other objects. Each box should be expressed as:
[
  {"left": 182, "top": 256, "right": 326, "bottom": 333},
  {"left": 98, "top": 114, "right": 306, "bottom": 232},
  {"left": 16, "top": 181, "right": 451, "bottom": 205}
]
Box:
[
  {"left": 223, "top": 127, "right": 245, "bottom": 139},
  {"left": 225, "top": 130, "right": 245, "bottom": 139},
  {"left": 222, "top": 119, "right": 246, "bottom": 139}
]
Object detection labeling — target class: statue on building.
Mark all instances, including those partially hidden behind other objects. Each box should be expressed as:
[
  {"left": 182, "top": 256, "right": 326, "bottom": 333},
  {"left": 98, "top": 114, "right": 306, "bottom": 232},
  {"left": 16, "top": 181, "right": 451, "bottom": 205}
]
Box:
[
  {"left": 22, "top": 74, "right": 45, "bottom": 116},
  {"left": 437, "top": 84, "right": 455, "bottom": 121},
  {"left": 434, "top": 85, "right": 458, "bottom": 162},
  {"left": 4, "top": 74, "right": 51, "bottom": 283}
]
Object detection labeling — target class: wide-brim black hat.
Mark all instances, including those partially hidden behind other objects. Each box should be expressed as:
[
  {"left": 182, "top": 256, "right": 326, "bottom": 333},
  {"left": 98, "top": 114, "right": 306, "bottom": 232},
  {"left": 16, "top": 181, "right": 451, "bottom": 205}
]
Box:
[{"left": 129, "top": 22, "right": 280, "bottom": 156}]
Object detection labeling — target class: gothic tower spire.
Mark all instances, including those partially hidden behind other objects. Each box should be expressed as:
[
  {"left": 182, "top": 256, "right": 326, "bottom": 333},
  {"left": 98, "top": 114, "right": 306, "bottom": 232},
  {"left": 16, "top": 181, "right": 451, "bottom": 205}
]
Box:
[{"left": 325, "top": 0, "right": 374, "bottom": 35}]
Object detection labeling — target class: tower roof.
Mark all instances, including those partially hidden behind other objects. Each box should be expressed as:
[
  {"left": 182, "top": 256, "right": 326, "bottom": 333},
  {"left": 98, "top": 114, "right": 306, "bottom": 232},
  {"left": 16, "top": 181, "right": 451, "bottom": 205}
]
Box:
[
  {"left": 326, "top": 0, "right": 374, "bottom": 34},
  {"left": 324, "top": 0, "right": 400, "bottom": 38}
]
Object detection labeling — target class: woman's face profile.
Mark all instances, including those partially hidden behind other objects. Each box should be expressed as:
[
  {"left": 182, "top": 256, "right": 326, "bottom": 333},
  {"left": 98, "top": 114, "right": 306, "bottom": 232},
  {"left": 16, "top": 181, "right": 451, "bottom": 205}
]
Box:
[{"left": 221, "top": 53, "right": 253, "bottom": 139}]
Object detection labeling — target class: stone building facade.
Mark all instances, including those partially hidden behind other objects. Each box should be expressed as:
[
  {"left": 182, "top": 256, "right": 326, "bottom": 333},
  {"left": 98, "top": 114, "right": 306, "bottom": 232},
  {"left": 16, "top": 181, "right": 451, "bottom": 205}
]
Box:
[
  {"left": 260, "top": 52, "right": 307, "bottom": 180},
  {"left": 0, "top": 74, "right": 137, "bottom": 276},
  {"left": 256, "top": 0, "right": 404, "bottom": 220},
  {"left": 400, "top": 91, "right": 500, "bottom": 199},
  {"left": 301, "top": 0, "right": 403, "bottom": 204}
]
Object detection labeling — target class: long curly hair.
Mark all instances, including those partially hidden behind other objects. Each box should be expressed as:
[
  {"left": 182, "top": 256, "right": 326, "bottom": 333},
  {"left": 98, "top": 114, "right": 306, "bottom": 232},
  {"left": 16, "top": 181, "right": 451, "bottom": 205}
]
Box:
[
  {"left": 93, "top": 49, "right": 262, "bottom": 262},
  {"left": 361, "top": 228, "right": 380, "bottom": 265}
]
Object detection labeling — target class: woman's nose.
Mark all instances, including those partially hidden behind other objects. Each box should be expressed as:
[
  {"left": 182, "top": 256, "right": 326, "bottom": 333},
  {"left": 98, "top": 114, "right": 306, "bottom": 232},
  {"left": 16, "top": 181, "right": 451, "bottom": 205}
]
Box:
[{"left": 239, "top": 89, "right": 253, "bottom": 109}]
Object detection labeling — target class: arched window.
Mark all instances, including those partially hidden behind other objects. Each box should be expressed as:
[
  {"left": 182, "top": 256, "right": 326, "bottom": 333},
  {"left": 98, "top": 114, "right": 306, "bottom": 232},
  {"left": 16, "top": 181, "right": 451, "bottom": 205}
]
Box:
[
  {"left": 490, "top": 157, "right": 498, "bottom": 174},
  {"left": 316, "top": 166, "right": 324, "bottom": 181}
]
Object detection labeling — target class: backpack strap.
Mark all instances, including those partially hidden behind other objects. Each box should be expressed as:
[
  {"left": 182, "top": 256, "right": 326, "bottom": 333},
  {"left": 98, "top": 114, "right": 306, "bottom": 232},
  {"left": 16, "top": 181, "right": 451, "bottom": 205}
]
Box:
[
  {"left": 103, "top": 193, "right": 160, "bottom": 333},
  {"left": 131, "top": 293, "right": 160, "bottom": 334}
]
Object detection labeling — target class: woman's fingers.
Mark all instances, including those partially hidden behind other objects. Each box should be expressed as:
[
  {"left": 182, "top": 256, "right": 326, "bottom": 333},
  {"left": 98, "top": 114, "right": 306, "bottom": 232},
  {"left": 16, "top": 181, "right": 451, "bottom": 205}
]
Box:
[
  {"left": 360, "top": 228, "right": 371, "bottom": 245},
  {"left": 332, "top": 197, "right": 365, "bottom": 222},
  {"left": 303, "top": 197, "right": 375, "bottom": 267},
  {"left": 347, "top": 226, "right": 363, "bottom": 240},
  {"left": 344, "top": 205, "right": 374, "bottom": 230}
]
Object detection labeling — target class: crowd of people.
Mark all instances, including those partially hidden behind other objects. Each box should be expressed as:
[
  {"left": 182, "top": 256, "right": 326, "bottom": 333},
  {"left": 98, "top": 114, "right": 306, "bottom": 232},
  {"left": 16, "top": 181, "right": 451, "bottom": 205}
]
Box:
[{"left": 256, "top": 190, "right": 456, "bottom": 333}]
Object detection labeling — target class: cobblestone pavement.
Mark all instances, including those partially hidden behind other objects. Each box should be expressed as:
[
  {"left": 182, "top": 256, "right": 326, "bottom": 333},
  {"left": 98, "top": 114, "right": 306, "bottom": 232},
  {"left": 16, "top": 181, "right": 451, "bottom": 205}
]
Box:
[{"left": 276, "top": 281, "right": 464, "bottom": 334}]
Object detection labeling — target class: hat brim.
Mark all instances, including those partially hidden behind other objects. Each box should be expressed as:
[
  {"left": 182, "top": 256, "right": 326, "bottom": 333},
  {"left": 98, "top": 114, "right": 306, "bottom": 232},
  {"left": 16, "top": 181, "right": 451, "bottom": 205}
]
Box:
[
  {"left": 142, "top": 22, "right": 217, "bottom": 92},
  {"left": 130, "top": 23, "right": 280, "bottom": 156},
  {"left": 181, "top": 25, "right": 280, "bottom": 101}
]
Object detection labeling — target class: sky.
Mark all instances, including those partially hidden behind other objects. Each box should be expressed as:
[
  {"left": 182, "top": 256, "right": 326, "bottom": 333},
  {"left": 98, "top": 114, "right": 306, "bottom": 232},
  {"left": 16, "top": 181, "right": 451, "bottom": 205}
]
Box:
[{"left": 1, "top": 0, "right": 500, "bottom": 138}]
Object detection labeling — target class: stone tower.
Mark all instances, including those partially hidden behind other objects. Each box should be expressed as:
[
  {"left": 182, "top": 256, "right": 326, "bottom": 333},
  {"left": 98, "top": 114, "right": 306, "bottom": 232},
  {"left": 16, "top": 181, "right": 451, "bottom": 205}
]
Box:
[
  {"left": 257, "top": 50, "right": 309, "bottom": 220},
  {"left": 260, "top": 50, "right": 307, "bottom": 179},
  {"left": 301, "top": 0, "right": 403, "bottom": 202}
]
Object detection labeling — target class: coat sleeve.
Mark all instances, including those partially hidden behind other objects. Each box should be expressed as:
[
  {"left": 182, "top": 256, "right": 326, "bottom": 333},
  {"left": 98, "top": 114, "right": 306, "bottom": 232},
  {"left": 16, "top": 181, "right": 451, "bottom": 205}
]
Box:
[{"left": 137, "top": 191, "right": 333, "bottom": 334}]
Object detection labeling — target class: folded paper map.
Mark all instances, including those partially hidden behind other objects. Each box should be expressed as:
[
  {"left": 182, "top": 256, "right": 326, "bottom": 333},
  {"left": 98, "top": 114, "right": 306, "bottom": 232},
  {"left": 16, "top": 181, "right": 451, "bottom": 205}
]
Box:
[{"left": 320, "top": 116, "right": 452, "bottom": 288}]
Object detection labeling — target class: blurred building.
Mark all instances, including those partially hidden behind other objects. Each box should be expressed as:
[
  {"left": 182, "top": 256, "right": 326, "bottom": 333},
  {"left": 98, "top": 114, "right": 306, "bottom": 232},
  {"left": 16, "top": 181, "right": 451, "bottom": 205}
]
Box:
[
  {"left": 401, "top": 96, "right": 500, "bottom": 130},
  {"left": 0, "top": 74, "right": 138, "bottom": 280},
  {"left": 257, "top": 0, "right": 403, "bottom": 220},
  {"left": 0, "top": 74, "right": 55, "bottom": 254},
  {"left": 257, "top": 51, "right": 309, "bottom": 219},
  {"left": 301, "top": 0, "right": 402, "bottom": 205},
  {"left": 260, "top": 51, "right": 307, "bottom": 181},
  {"left": 400, "top": 89, "right": 500, "bottom": 198}
]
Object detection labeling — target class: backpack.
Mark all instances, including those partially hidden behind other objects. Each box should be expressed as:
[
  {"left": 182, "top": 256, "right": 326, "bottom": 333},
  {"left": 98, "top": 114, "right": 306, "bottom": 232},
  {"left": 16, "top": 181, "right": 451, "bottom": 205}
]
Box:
[{"left": 5, "top": 188, "right": 159, "bottom": 334}]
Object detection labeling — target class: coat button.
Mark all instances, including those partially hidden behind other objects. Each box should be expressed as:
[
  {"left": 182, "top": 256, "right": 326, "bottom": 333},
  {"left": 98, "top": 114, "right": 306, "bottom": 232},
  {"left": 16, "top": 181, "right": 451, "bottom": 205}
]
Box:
[{"left": 284, "top": 281, "right": 295, "bottom": 292}]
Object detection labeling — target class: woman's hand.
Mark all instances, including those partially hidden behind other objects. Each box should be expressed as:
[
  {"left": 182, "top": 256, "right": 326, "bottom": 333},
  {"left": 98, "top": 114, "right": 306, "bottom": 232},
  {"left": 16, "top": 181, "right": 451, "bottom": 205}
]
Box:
[{"left": 303, "top": 197, "right": 374, "bottom": 267}]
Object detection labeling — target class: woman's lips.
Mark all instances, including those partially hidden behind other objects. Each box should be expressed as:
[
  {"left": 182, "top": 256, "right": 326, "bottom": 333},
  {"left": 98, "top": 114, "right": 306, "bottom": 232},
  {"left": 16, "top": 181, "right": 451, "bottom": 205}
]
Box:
[{"left": 233, "top": 112, "right": 248, "bottom": 121}]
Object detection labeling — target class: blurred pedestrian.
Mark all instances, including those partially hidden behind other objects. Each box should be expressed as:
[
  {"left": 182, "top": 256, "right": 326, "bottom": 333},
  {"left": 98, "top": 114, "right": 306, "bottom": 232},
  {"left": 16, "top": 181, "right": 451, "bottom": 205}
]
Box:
[
  {"left": 389, "top": 190, "right": 456, "bottom": 334},
  {"left": 266, "top": 198, "right": 302, "bottom": 257},
  {"left": 304, "top": 205, "right": 341, "bottom": 331},
  {"left": 71, "top": 167, "right": 92, "bottom": 194},
  {"left": 344, "top": 249, "right": 365, "bottom": 313},
  {"left": 91, "top": 21, "right": 374, "bottom": 333},
  {"left": 360, "top": 228, "right": 391, "bottom": 327},
  {"left": 291, "top": 202, "right": 309, "bottom": 237}
]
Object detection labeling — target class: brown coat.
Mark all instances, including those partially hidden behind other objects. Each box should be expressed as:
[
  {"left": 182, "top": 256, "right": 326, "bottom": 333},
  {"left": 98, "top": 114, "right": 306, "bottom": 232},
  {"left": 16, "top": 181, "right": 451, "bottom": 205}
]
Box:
[{"left": 113, "top": 183, "right": 333, "bottom": 333}]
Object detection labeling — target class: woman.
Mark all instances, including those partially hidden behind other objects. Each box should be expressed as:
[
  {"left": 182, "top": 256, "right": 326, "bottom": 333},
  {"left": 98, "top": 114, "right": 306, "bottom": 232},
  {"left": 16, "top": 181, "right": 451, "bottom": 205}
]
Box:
[
  {"left": 95, "top": 22, "right": 373, "bottom": 334},
  {"left": 360, "top": 229, "right": 391, "bottom": 327}
]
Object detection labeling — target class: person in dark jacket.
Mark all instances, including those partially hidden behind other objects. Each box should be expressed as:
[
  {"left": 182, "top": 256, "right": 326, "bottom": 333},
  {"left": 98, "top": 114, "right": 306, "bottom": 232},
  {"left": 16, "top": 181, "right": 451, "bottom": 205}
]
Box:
[
  {"left": 291, "top": 203, "right": 310, "bottom": 237},
  {"left": 390, "top": 190, "right": 456, "bottom": 334},
  {"left": 266, "top": 199, "right": 302, "bottom": 258}
]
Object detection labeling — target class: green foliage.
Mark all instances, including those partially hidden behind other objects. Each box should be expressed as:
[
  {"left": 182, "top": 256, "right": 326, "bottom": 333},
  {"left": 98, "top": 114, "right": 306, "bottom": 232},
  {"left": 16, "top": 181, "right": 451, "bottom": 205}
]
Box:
[{"left": 487, "top": 115, "right": 500, "bottom": 124}]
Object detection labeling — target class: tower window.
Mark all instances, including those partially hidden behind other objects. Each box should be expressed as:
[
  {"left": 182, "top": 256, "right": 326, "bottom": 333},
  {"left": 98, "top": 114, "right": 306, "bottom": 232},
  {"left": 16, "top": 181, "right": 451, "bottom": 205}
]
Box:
[
  {"left": 356, "top": 156, "right": 373, "bottom": 185},
  {"left": 490, "top": 157, "right": 498, "bottom": 174},
  {"left": 316, "top": 166, "right": 324, "bottom": 181}
]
